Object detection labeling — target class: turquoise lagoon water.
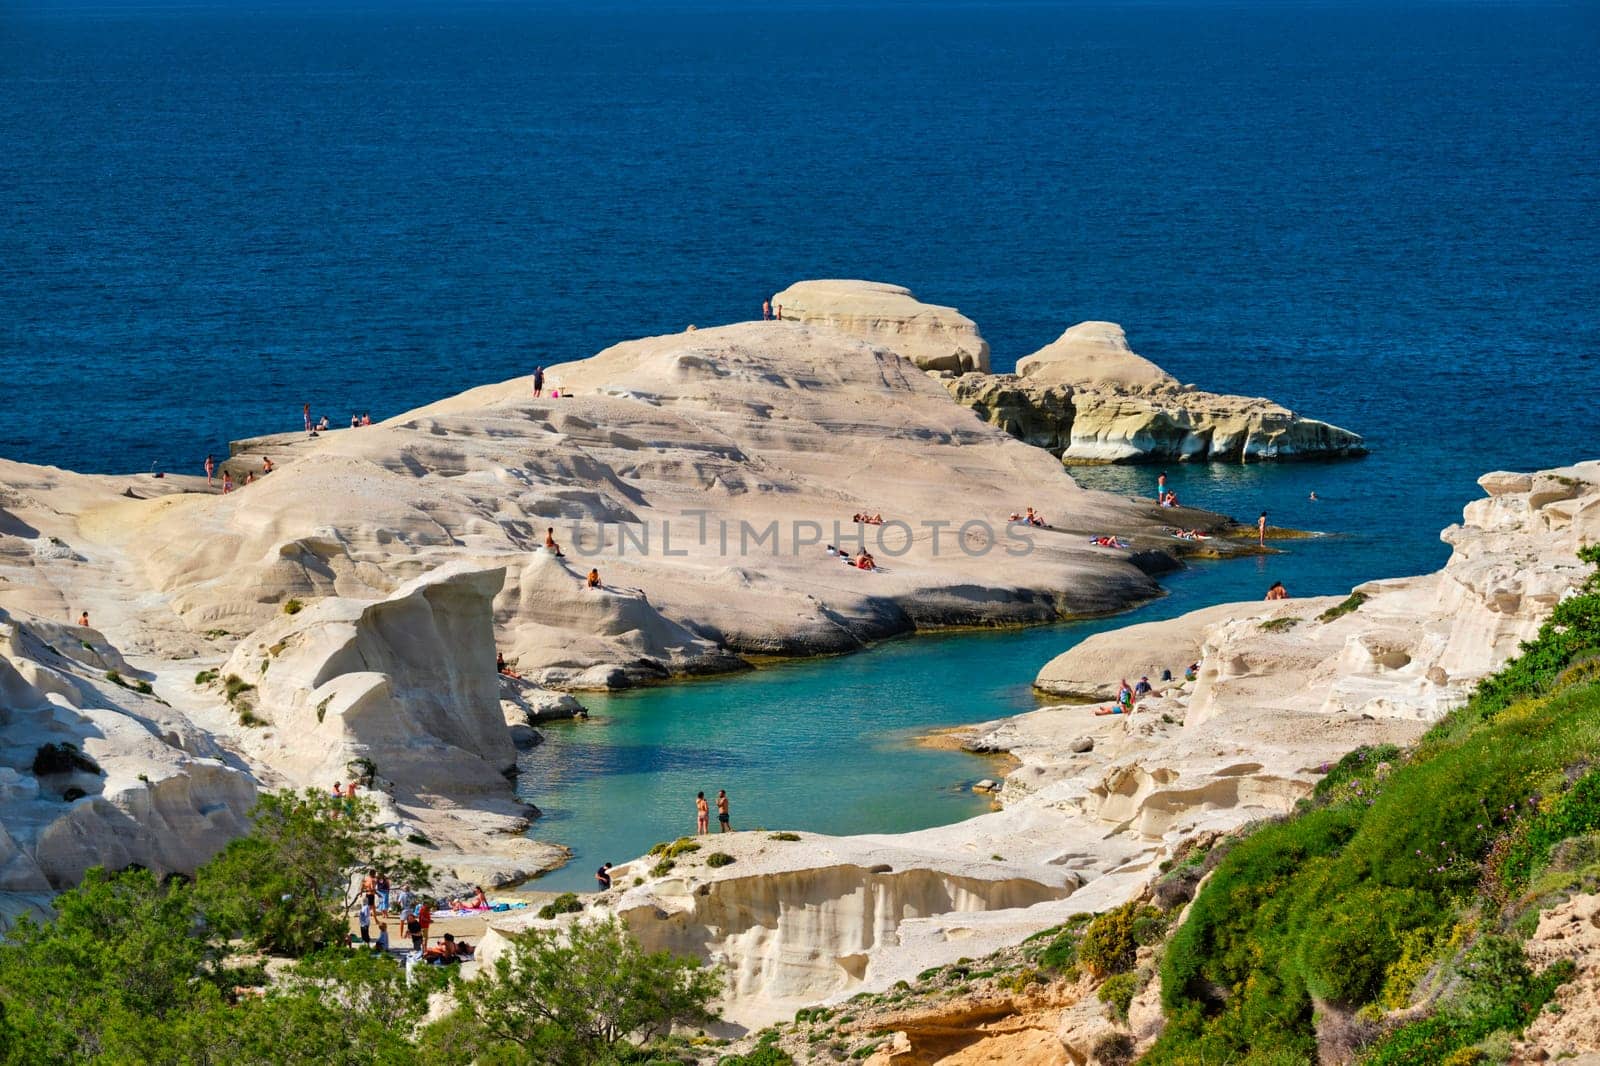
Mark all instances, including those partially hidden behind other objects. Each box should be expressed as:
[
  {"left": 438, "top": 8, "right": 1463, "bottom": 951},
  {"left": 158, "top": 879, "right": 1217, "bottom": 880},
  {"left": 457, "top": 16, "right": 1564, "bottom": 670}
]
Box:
[{"left": 519, "top": 460, "right": 1425, "bottom": 890}]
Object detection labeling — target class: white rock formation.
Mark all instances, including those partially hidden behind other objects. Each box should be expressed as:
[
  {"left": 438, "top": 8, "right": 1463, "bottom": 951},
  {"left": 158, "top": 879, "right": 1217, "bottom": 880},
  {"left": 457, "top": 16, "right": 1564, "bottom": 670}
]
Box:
[
  {"left": 0, "top": 316, "right": 1255, "bottom": 892},
  {"left": 219, "top": 563, "right": 516, "bottom": 795},
  {"left": 950, "top": 322, "right": 1365, "bottom": 462},
  {"left": 0, "top": 608, "right": 257, "bottom": 891},
  {"left": 769, "top": 279, "right": 991, "bottom": 373}
]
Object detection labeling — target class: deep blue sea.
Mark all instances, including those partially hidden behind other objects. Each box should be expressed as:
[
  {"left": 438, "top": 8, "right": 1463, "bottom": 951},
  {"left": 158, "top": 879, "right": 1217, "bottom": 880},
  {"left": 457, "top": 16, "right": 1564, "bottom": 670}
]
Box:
[{"left": 4, "top": 0, "right": 1597, "bottom": 886}]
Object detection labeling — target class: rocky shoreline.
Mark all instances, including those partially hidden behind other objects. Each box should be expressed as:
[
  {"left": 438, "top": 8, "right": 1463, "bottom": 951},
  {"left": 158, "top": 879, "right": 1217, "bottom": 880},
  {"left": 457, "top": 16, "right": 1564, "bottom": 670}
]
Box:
[{"left": 479, "top": 462, "right": 1600, "bottom": 1036}]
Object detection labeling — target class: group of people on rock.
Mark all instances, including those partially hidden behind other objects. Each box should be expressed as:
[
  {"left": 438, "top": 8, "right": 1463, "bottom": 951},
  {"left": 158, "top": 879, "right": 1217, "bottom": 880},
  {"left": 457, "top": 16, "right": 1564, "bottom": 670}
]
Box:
[
  {"left": 531, "top": 365, "right": 564, "bottom": 399},
  {"left": 761, "top": 300, "right": 784, "bottom": 321},
  {"left": 1265, "top": 581, "right": 1290, "bottom": 600},
  {"left": 852, "top": 512, "right": 885, "bottom": 525},
  {"left": 204, "top": 453, "right": 275, "bottom": 494},
  {"left": 1166, "top": 527, "right": 1208, "bottom": 541},
  {"left": 1091, "top": 661, "right": 1199, "bottom": 716},
  {"left": 299, "top": 403, "right": 373, "bottom": 438},
  {"left": 826, "top": 544, "right": 877, "bottom": 570},
  {"left": 1008, "top": 507, "right": 1048, "bottom": 527}
]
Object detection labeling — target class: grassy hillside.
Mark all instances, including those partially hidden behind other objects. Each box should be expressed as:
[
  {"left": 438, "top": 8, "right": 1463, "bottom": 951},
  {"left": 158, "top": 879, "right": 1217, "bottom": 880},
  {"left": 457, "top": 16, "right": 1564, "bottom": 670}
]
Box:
[{"left": 1148, "top": 546, "right": 1600, "bottom": 1064}]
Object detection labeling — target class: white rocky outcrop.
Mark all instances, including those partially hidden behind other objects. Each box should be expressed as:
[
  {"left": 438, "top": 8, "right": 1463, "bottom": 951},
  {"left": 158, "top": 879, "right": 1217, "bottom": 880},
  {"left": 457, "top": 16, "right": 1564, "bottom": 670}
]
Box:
[
  {"left": 220, "top": 563, "right": 516, "bottom": 795},
  {"left": 112, "top": 321, "right": 1229, "bottom": 683},
  {"left": 950, "top": 322, "right": 1365, "bottom": 463},
  {"left": 768, "top": 279, "right": 991, "bottom": 374},
  {"left": 0, "top": 315, "right": 1256, "bottom": 892},
  {"left": 0, "top": 608, "right": 257, "bottom": 891}
]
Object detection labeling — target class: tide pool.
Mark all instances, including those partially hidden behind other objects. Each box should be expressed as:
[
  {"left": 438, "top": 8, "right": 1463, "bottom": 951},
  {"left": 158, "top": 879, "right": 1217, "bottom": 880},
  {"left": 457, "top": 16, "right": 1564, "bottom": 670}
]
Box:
[{"left": 518, "top": 462, "right": 1414, "bottom": 891}]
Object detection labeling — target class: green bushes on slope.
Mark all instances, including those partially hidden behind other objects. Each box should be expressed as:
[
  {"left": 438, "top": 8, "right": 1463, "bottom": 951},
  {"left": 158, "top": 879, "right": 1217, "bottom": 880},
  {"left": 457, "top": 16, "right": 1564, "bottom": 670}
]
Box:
[{"left": 1149, "top": 546, "right": 1600, "bottom": 1064}]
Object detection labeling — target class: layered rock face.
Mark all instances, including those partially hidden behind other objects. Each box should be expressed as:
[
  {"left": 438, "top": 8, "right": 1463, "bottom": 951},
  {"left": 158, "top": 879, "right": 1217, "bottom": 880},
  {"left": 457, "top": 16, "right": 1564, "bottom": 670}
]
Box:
[
  {"left": 949, "top": 322, "right": 1366, "bottom": 463},
  {"left": 0, "top": 608, "right": 256, "bottom": 897},
  {"left": 768, "top": 279, "right": 991, "bottom": 373},
  {"left": 219, "top": 563, "right": 517, "bottom": 795}
]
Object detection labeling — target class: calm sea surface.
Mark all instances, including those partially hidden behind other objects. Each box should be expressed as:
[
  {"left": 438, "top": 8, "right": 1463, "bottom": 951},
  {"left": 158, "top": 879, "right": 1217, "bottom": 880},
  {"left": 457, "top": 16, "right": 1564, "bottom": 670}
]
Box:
[{"left": 3, "top": 0, "right": 1596, "bottom": 888}]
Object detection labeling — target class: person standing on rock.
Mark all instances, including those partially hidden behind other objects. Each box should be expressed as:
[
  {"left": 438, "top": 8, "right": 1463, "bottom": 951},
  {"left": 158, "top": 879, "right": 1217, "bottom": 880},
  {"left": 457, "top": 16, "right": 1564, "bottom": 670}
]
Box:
[
  {"left": 1157, "top": 471, "right": 1167, "bottom": 503},
  {"left": 717, "top": 789, "right": 731, "bottom": 833},
  {"left": 774, "top": 303, "right": 783, "bottom": 321},
  {"left": 762, "top": 299, "right": 772, "bottom": 321},
  {"left": 696, "top": 792, "right": 710, "bottom": 834},
  {"left": 204, "top": 453, "right": 215, "bottom": 486},
  {"left": 1258, "top": 511, "right": 1268, "bottom": 546},
  {"left": 303, "top": 402, "right": 311, "bottom": 433},
  {"left": 221, "top": 470, "right": 233, "bottom": 495},
  {"left": 357, "top": 898, "right": 372, "bottom": 945},
  {"left": 417, "top": 900, "right": 432, "bottom": 949},
  {"left": 533, "top": 365, "right": 545, "bottom": 398}
]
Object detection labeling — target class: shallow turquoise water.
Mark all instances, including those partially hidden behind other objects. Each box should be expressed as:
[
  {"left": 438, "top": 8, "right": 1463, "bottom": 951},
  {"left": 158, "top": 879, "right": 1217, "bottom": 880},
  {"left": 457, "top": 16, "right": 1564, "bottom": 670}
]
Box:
[{"left": 518, "top": 462, "right": 1410, "bottom": 890}]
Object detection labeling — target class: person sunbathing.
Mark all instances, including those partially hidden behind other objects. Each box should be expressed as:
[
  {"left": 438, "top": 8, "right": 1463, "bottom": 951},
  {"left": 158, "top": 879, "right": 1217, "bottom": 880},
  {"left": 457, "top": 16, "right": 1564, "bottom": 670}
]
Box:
[
  {"left": 856, "top": 551, "right": 876, "bottom": 571},
  {"left": 424, "top": 933, "right": 462, "bottom": 963}
]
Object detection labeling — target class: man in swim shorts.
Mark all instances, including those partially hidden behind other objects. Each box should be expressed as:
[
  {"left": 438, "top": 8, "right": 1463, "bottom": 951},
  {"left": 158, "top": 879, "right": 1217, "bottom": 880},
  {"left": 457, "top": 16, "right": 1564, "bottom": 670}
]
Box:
[{"left": 717, "top": 789, "right": 731, "bottom": 832}]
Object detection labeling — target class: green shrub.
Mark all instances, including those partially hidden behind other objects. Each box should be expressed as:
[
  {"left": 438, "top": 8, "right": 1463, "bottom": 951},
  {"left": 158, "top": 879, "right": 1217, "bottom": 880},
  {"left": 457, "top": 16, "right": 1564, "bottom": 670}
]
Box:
[
  {"left": 32, "top": 742, "right": 102, "bottom": 777},
  {"left": 1496, "top": 767, "right": 1600, "bottom": 893},
  {"left": 536, "top": 893, "right": 583, "bottom": 921},
  {"left": 1098, "top": 971, "right": 1141, "bottom": 1021},
  {"left": 282, "top": 599, "right": 303, "bottom": 615},
  {"left": 1318, "top": 590, "right": 1368, "bottom": 622},
  {"left": 1147, "top": 547, "right": 1600, "bottom": 1062},
  {"left": 996, "top": 967, "right": 1045, "bottom": 993},
  {"left": 649, "top": 837, "right": 701, "bottom": 859},
  {"left": 650, "top": 859, "right": 676, "bottom": 877},
  {"left": 104, "top": 669, "right": 125, "bottom": 687},
  {"left": 768, "top": 832, "right": 801, "bottom": 842},
  {"left": 223, "top": 674, "right": 254, "bottom": 701},
  {"left": 194, "top": 669, "right": 218, "bottom": 685},
  {"left": 1079, "top": 902, "right": 1159, "bottom": 978},
  {"left": 706, "top": 852, "right": 735, "bottom": 868},
  {"left": 1259, "top": 616, "right": 1301, "bottom": 632}
]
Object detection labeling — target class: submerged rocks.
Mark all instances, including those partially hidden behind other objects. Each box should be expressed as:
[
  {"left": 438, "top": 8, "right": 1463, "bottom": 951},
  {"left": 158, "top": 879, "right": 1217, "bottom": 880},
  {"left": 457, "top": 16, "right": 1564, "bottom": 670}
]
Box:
[
  {"left": 768, "top": 279, "right": 990, "bottom": 374},
  {"left": 949, "top": 322, "right": 1365, "bottom": 464}
]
